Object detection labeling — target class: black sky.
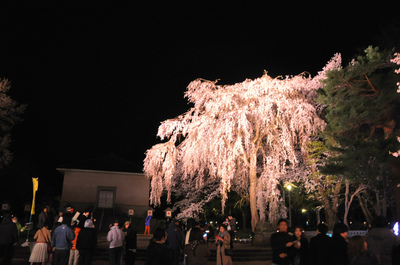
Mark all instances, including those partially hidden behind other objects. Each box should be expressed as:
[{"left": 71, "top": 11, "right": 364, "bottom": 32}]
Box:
[{"left": 1, "top": 2, "right": 400, "bottom": 203}]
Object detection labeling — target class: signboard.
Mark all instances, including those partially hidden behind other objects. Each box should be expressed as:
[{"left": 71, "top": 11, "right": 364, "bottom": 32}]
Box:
[
  {"left": 128, "top": 208, "right": 134, "bottom": 216},
  {"left": 26, "top": 222, "right": 33, "bottom": 231},
  {"left": 165, "top": 207, "right": 172, "bottom": 218}
]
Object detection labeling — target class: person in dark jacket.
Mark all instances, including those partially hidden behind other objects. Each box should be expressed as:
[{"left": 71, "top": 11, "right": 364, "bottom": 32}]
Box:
[
  {"left": 184, "top": 227, "right": 210, "bottom": 265},
  {"left": 123, "top": 221, "right": 137, "bottom": 265},
  {"left": 77, "top": 210, "right": 90, "bottom": 230},
  {"left": 330, "top": 223, "right": 349, "bottom": 265},
  {"left": 76, "top": 219, "right": 97, "bottom": 265},
  {"left": 145, "top": 228, "right": 172, "bottom": 265},
  {"left": 392, "top": 243, "right": 400, "bottom": 265},
  {"left": 270, "top": 219, "right": 295, "bottom": 265},
  {"left": 366, "top": 216, "right": 400, "bottom": 265},
  {"left": 309, "top": 223, "right": 331, "bottom": 265},
  {"left": 227, "top": 215, "right": 236, "bottom": 249},
  {"left": 0, "top": 213, "right": 18, "bottom": 265},
  {"left": 37, "top": 207, "right": 52, "bottom": 229},
  {"left": 166, "top": 219, "right": 182, "bottom": 265}
]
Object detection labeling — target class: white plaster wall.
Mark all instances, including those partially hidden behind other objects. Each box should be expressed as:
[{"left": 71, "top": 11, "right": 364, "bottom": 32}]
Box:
[{"left": 61, "top": 170, "right": 149, "bottom": 207}]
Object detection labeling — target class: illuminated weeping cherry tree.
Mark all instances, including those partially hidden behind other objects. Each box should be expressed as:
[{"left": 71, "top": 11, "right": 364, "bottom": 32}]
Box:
[{"left": 144, "top": 73, "right": 325, "bottom": 231}]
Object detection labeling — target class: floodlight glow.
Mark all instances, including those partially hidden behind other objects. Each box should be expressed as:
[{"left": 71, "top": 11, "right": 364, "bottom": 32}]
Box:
[{"left": 394, "top": 222, "right": 399, "bottom": 236}]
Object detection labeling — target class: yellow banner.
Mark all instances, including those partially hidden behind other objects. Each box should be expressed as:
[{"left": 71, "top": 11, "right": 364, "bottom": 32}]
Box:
[{"left": 31, "top": 178, "right": 39, "bottom": 215}]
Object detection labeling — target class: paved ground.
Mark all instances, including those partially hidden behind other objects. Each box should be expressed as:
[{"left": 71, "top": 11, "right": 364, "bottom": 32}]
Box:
[
  {"left": 13, "top": 233, "right": 272, "bottom": 264},
  {"left": 13, "top": 254, "right": 272, "bottom": 264}
]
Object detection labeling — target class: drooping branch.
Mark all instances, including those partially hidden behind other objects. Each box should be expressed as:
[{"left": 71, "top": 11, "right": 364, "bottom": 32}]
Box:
[{"left": 144, "top": 72, "right": 326, "bottom": 231}]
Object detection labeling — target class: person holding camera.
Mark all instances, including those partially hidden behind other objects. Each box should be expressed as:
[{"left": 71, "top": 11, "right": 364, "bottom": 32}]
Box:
[
  {"left": 270, "top": 219, "right": 295, "bottom": 265},
  {"left": 215, "top": 224, "right": 232, "bottom": 265}
]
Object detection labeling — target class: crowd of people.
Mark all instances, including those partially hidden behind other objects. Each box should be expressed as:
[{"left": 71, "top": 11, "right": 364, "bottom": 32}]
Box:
[
  {"left": 29, "top": 207, "right": 99, "bottom": 265},
  {"left": 2, "top": 207, "right": 400, "bottom": 265},
  {"left": 0, "top": 206, "right": 130, "bottom": 265},
  {"left": 144, "top": 216, "right": 234, "bottom": 265},
  {"left": 270, "top": 216, "right": 400, "bottom": 265}
]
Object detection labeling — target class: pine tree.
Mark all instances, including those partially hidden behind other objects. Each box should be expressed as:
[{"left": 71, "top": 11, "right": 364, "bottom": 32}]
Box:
[
  {"left": 0, "top": 79, "right": 25, "bottom": 167},
  {"left": 318, "top": 47, "right": 400, "bottom": 220}
]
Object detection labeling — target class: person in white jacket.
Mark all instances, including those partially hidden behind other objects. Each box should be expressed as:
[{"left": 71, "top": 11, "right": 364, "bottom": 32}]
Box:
[{"left": 107, "top": 220, "right": 125, "bottom": 265}]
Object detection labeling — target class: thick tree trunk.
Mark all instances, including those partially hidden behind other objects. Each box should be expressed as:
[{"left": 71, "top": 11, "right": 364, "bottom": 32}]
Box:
[
  {"left": 241, "top": 211, "right": 248, "bottom": 232},
  {"left": 249, "top": 168, "right": 259, "bottom": 232},
  {"left": 320, "top": 179, "right": 341, "bottom": 230},
  {"left": 249, "top": 152, "right": 259, "bottom": 233},
  {"left": 322, "top": 195, "right": 336, "bottom": 230}
]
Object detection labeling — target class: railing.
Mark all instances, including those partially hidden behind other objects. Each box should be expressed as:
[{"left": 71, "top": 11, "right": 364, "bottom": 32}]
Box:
[{"left": 305, "top": 230, "right": 367, "bottom": 238}]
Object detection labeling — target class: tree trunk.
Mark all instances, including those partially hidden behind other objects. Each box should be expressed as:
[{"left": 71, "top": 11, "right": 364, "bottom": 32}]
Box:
[
  {"left": 344, "top": 180, "right": 350, "bottom": 226},
  {"left": 241, "top": 211, "right": 248, "bottom": 233},
  {"left": 357, "top": 193, "right": 373, "bottom": 224},
  {"left": 320, "top": 190, "right": 336, "bottom": 230},
  {"left": 344, "top": 182, "right": 367, "bottom": 226},
  {"left": 381, "top": 172, "right": 388, "bottom": 217},
  {"left": 249, "top": 170, "right": 259, "bottom": 232},
  {"left": 249, "top": 154, "right": 259, "bottom": 232},
  {"left": 390, "top": 160, "right": 400, "bottom": 222},
  {"left": 331, "top": 181, "right": 341, "bottom": 227},
  {"left": 320, "top": 179, "right": 341, "bottom": 230},
  {"left": 374, "top": 190, "right": 382, "bottom": 216}
]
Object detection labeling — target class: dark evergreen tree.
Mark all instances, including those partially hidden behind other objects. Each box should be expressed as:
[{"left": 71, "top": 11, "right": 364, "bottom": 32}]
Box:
[{"left": 318, "top": 47, "right": 400, "bottom": 221}]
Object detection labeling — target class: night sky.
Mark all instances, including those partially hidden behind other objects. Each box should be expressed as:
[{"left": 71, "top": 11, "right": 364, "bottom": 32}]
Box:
[{"left": 1, "top": 2, "right": 399, "bottom": 207}]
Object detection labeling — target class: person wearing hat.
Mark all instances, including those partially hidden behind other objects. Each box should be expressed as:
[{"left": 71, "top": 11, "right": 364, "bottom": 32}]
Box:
[
  {"left": 107, "top": 220, "right": 125, "bottom": 265},
  {"left": 76, "top": 219, "right": 97, "bottom": 265},
  {"left": 123, "top": 221, "right": 137, "bottom": 265}
]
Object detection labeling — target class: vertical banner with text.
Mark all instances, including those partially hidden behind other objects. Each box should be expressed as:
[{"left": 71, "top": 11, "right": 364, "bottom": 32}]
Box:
[{"left": 31, "top": 178, "right": 39, "bottom": 215}]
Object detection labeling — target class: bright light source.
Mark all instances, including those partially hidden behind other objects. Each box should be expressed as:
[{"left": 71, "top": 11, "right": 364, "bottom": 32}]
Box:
[
  {"left": 394, "top": 222, "right": 399, "bottom": 236},
  {"left": 287, "top": 185, "right": 292, "bottom": 191},
  {"left": 301, "top": 209, "right": 307, "bottom": 213}
]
